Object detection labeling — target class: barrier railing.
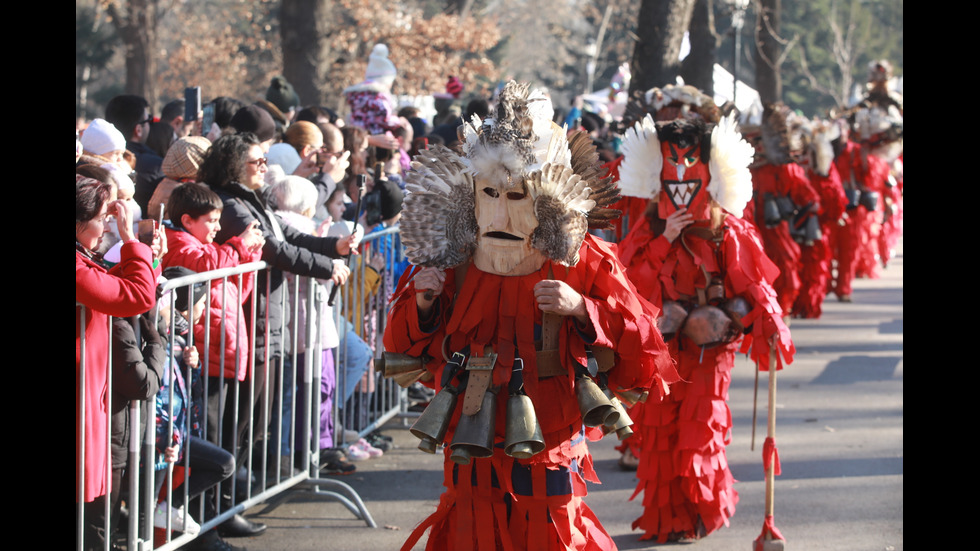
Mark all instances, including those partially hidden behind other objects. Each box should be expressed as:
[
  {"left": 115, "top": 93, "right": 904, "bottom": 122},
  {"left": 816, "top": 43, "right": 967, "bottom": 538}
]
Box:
[{"left": 76, "top": 226, "right": 407, "bottom": 550}]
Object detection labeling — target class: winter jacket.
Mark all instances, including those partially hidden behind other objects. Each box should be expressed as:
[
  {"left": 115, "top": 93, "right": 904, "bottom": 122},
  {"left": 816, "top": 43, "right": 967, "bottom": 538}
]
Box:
[
  {"left": 274, "top": 210, "right": 340, "bottom": 353},
  {"left": 211, "top": 182, "right": 344, "bottom": 362},
  {"left": 154, "top": 312, "right": 201, "bottom": 468},
  {"left": 76, "top": 242, "right": 156, "bottom": 502},
  {"left": 162, "top": 225, "right": 261, "bottom": 380},
  {"left": 109, "top": 314, "right": 166, "bottom": 472}
]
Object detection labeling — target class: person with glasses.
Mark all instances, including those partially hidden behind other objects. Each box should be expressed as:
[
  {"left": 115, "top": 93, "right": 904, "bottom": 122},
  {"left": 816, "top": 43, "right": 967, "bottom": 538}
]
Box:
[
  {"left": 105, "top": 94, "right": 166, "bottom": 216},
  {"left": 195, "top": 132, "right": 361, "bottom": 540}
]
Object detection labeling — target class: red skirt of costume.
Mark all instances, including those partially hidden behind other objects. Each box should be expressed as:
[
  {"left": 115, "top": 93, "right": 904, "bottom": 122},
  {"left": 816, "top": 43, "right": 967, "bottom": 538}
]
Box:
[
  {"left": 830, "top": 210, "right": 859, "bottom": 299},
  {"left": 792, "top": 236, "right": 832, "bottom": 318},
  {"left": 627, "top": 340, "right": 738, "bottom": 542},
  {"left": 402, "top": 426, "right": 616, "bottom": 551}
]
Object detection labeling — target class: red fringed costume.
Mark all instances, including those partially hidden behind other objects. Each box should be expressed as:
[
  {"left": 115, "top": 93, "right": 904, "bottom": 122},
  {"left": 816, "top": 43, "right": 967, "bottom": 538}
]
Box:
[
  {"left": 792, "top": 163, "right": 848, "bottom": 318},
  {"left": 384, "top": 235, "right": 675, "bottom": 550},
  {"left": 831, "top": 141, "right": 889, "bottom": 299},
  {"left": 877, "top": 155, "right": 903, "bottom": 269},
  {"left": 617, "top": 213, "right": 794, "bottom": 543},
  {"left": 746, "top": 162, "right": 819, "bottom": 314}
]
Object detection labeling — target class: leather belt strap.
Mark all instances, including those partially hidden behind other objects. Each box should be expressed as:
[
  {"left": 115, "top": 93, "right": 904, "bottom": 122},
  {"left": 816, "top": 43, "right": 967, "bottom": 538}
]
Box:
[{"left": 462, "top": 347, "right": 496, "bottom": 415}]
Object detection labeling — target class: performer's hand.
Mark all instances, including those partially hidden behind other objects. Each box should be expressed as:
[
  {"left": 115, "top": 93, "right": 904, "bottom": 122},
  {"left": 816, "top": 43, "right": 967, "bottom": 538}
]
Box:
[
  {"left": 534, "top": 279, "right": 588, "bottom": 322},
  {"left": 663, "top": 208, "right": 694, "bottom": 243},
  {"left": 414, "top": 267, "right": 445, "bottom": 313}
]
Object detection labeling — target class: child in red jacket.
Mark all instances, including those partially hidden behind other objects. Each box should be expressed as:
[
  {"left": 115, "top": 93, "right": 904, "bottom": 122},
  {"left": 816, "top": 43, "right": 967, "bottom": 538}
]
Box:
[{"left": 161, "top": 183, "right": 265, "bottom": 448}]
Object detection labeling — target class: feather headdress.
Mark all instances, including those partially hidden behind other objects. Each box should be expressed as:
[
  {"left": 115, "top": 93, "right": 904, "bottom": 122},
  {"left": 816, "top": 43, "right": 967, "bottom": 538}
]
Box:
[
  {"left": 400, "top": 80, "right": 620, "bottom": 269},
  {"left": 617, "top": 113, "right": 753, "bottom": 215},
  {"left": 760, "top": 102, "right": 794, "bottom": 165},
  {"left": 707, "top": 113, "right": 755, "bottom": 215},
  {"left": 617, "top": 84, "right": 721, "bottom": 134}
]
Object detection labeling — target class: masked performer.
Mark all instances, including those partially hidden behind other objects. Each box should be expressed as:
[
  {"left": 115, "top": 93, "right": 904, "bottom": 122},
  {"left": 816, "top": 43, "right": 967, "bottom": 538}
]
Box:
[
  {"left": 791, "top": 117, "right": 848, "bottom": 319},
  {"left": 616, "top": 113, "right": 795, "bottom": 543},
  {"left": 383, "top": 81, "right": 678, "bottom": 551},
  {"left": 744, "top": 103, "right": 821, "bottom": 315},
  {"left": 831, "top": 111, "right": 890, "bottom": 300}
]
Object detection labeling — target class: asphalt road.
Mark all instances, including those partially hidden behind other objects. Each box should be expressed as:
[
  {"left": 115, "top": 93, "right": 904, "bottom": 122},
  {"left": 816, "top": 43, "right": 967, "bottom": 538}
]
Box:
[{"left": 233, "top": 237, "right": 903, "bottom": 551}]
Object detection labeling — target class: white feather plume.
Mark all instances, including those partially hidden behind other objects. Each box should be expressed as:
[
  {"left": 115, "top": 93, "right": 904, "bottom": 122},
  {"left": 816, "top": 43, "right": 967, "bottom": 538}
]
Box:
[
  {"left": 618, "top": 114, "right": 661, "bottom": 199},
  {"left": 707, "top": 113, "right": 754, "bottom": 215}
]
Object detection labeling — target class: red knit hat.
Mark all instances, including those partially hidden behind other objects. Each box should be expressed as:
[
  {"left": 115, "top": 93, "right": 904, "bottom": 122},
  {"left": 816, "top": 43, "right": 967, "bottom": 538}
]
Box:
[{"left": 446, "top": 76, "right": 463, "bottom": 99}]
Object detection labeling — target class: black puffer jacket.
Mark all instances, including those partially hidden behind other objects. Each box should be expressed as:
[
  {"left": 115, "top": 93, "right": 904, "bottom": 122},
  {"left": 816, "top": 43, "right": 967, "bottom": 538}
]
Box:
[
  {"left": 213, "top": 182, "right": 343, "bottom": 362},
  {"left": 110, "top": 313, "right": 166, "bottom": 468}
]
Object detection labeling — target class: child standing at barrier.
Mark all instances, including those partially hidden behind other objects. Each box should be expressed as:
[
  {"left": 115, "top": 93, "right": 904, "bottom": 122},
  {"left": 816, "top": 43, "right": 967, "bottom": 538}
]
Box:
[
  {"left": 154, "top": 267, "right": 241, "bottom": 551},
  {"left": 161, "top": 183, "right": 264, "bottom": 453}
]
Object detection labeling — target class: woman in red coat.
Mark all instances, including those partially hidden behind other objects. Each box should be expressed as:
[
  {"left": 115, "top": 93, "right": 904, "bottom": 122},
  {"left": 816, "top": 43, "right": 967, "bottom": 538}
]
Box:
[{"left": 76, "top": 176, "right": 157, "bottom": 546}]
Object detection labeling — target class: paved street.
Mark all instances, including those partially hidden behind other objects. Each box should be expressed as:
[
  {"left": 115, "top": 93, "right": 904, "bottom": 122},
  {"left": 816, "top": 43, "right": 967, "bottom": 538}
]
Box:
[{"left": 238, "top": 237, "right": 903, "bottom": 551}]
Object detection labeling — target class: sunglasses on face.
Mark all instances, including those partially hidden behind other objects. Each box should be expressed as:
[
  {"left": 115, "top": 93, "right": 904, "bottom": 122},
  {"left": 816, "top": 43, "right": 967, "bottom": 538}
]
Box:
[{"left": 246, "top": 157, "right": 268, "bottom": 167}]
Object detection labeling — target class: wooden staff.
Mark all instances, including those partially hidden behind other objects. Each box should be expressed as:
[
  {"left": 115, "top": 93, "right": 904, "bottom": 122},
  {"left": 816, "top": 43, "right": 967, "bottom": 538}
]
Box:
[{"left": 753, "top": 339, "right": 785, "bottom": 551}]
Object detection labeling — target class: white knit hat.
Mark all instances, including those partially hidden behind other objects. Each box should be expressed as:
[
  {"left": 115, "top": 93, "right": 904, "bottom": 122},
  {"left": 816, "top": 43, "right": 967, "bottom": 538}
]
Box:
[
  {"left": 81, "top": 118, "right": 127, "bottom": 155},
  {"left": 365, "top": 44, "right": 397, "bottom": 81}
]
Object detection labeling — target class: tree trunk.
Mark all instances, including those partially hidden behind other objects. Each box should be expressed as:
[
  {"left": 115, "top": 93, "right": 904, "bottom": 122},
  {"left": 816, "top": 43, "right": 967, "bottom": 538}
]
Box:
[
  {"left": 110, "top": 0, "right": 159, "bottom": 112},
  {"left": 680, "top": 0, "right": 716, "bottom": 94},
  {"left": 446, "top": 0, "right": 474, "bottom": 19},
  {"left": 754, "top": 0, "right": 782, "bottom": 104},
  {"left": 629, "top": 0, "right": 697, "bottom": 96},
  {"left": 281, "top": 0, "right": 335, "bottom": 108}
]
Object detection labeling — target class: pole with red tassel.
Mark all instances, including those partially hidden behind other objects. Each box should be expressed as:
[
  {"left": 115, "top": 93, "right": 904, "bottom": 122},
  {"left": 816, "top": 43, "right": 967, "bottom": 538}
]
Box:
[{"left": 753, "top": 337, "right": 785, "bottom": 551}]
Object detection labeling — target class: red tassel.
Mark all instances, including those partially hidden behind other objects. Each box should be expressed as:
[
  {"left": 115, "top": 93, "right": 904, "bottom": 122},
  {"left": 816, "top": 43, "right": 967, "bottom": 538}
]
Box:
[
  {"left": 762, "top": 437, "right": 782, "bottom": 476},
  {"left": 753, "top": 515, "right": 785, "bottom": 550}
]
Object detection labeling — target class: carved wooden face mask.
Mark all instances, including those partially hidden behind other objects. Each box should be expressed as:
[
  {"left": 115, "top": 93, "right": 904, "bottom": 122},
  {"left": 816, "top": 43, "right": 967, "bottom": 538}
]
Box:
[
  {"left": 471, "top": 174, "right": 546, "bottom": 276},
  {"left": 657, "top": 140, "right": 711, "bottom": 220}
]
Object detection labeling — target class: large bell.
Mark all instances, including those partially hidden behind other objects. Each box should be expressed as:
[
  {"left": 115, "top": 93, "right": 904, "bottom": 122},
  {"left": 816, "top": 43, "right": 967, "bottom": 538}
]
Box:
[
  {"left": 409, "top": 384, "right": 459, "bottom": 454},
  {"left": 683, "top": 305, "right": 740, "bottom": 348},
  {"left": 658, "top": 301, "right": 689, "bottom": 342},
  {"left": 576, "top": 374, "right": 620, "bottom": 428},
  {"left": 504, "top": 394, "right": 545, "bottom": 459},
  {"left": 611, "top": 387, "right": 648, "bottom": 408},
  {"left": 380, "top": 352, "right": 429, "bottom": 388},
  {"left": 602, "top": 393, "right": 634, "bottom": 441},
  {"left": 449, "top": 387, "right": 498, "bottom": 465},
  {"left": 763, "top": 193, "right": 783, "bottom": 227}
]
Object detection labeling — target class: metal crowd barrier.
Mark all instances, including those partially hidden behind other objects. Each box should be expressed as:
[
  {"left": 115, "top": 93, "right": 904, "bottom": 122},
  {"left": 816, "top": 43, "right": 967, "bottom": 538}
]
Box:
[{"left": 76, "top": 226, "right": 408, "bottom": 550}]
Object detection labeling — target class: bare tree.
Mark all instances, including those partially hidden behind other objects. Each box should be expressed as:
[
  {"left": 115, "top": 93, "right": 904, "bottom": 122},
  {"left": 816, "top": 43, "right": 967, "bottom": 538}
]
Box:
[
  {"left": 445, "top": 0, "right": 475, "bottom": 19},
  {"left": 796, "top": 0, "right": 866, "bottom": 109},
  {"left": 629, "top": 0, "right": 697, "bottom": 95},
  {"left": 106, "top": 0, "right": 163, "bottom": 110},
  {"left": 752, "top": 0, "right": 798, "bottom": 104},
  {"left": 281, "top": 0, "right": 336, "bottom": 107},
  {"left": 680, "top": 0, "right": 721, "bottom": 93}
]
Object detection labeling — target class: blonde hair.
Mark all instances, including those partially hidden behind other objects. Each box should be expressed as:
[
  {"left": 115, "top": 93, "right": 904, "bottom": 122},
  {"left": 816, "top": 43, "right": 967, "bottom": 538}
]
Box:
[{"left": 284, "top": 120, "right": 322, "bottom": 151}]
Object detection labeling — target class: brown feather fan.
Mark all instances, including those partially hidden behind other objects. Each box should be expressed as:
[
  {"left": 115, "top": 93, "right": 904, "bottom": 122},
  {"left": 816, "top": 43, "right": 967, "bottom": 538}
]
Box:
[
  {"left": 567, "top": 130, "right": 621, "bottom": 229},
  {"left": 400, "top": 144, "right": 478, "bottom": 268}
]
